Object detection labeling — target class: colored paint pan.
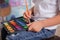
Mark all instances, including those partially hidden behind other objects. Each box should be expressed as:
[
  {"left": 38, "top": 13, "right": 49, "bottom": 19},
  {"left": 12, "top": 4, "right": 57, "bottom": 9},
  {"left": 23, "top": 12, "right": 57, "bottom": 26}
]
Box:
[
  {"left": 15, "top": 19, "right": 28, "bottom": 30},
  {"left": 3, "top": 22, "right": 15, "bottom": 34},
  {"left": 17, "top": 17, "right": 27, "bottom": 23},
  {"left": 9, "top": 20, "right": 23, "bottom": 30}
]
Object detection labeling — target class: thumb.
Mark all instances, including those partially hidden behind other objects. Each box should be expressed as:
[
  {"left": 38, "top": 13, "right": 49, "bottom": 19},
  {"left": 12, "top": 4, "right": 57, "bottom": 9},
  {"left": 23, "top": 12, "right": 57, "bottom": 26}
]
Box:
[
  {"left": 27, "top": 23, "right": 32, "bottom": 27},
  {"left": 28, "top": 26, "right": 32, "bottom": 31}
]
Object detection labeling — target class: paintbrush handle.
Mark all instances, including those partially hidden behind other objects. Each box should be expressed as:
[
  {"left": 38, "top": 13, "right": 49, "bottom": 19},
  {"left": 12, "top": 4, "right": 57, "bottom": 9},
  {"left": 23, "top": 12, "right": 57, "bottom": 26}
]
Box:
[
  {"left": 24, "top": 0, "right": 28, "bottom": 11},
  {"left": 24, "top": 0, "right": 30, "bottom": 23}
]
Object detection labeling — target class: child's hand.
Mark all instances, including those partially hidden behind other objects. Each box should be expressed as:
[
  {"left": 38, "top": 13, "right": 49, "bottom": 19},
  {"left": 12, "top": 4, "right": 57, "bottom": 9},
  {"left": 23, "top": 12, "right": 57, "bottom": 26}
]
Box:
[
  {"left": 23, "top": 10, "right": 32, "bottom": 19},
  {"left": 27, "top": 21, "right": 44, "bottom": 32}
]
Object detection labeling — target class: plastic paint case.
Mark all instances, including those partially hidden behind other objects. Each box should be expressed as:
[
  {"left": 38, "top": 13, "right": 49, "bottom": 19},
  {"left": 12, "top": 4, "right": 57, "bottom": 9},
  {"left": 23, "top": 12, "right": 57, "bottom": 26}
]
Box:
[
  {"left": 17, "top": 16, "right": 34, "bottom": 23},
  {"left": 15, "top": 19, "right": 28, "bottom": 30},
  {"left": 3, "top": 22, "right": 15, "bottom": 34},
  {"left": 2, "top": 16, "right": 31, "bottom": 34},
  {"left": 9, "top": 20, "right": 23, "bottom": 30},
  {"left": 17, "top": 17, "right": 27, "bottom": 23}
]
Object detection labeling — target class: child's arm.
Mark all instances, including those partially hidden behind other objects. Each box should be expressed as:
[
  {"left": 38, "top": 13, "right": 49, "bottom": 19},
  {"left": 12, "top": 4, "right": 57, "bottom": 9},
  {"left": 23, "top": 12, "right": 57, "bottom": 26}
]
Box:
[
  {"left": 39, "top": 11, "right": 60, "bottom": 27},
  {"left": 27, "top": 11, "right": 60, "bottom": 32}
]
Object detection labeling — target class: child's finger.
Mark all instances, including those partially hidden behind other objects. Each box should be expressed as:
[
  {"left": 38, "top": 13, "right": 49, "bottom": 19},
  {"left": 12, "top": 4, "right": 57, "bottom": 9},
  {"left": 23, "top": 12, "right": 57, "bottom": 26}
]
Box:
[
  {"left": 23, "top": 12, "right": 29, "bottom": 19},
  {"left": 23, "top": 13, "right": 30, "bottom": 23},
  {"left": 25, "top": 11, "right": 31, "bottom": 18},
  {"left": 23, "top": 13, "right": 28, "bottom": 19},
  {"left": 28, "top": 26, "right": 32, "bottom": 31},
  {"left": 27, "top": 23, "right": 32, "bottom": 27}
]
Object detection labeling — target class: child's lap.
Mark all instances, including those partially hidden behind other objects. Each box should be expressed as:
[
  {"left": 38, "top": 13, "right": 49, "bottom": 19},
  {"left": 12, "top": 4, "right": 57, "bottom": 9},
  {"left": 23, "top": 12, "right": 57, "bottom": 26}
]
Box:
[{"left": 6, "top": 29, "right": 56, "bottom": 40}]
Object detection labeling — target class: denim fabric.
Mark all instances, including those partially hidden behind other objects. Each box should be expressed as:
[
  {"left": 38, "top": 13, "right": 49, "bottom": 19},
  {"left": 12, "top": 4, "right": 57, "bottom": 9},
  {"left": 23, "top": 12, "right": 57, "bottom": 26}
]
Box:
[{"left": 6, "top": 29, "right": 56, "bottom": 40}]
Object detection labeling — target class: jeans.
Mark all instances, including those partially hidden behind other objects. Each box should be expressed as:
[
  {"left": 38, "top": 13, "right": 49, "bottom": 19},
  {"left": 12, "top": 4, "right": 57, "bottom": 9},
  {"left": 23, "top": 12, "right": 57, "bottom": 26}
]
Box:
[{"left": 6, "top": 29, "right": 56, "bottom": 40}]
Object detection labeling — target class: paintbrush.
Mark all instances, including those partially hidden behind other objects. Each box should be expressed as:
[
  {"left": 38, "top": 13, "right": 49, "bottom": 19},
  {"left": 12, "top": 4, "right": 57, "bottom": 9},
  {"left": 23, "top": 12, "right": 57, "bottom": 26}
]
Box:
[{"left": 24, "top": 0, "right": 30, "bottom": 23}]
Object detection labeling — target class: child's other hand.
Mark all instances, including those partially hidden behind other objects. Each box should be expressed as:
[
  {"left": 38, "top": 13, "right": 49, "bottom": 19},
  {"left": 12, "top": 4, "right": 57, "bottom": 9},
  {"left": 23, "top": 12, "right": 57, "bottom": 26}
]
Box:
[
  {"left": 27, "top": 21, "right": 44, "bottom": 32},
  {"left": 23, "top": 10, "right": 32, "bottom": 19}
]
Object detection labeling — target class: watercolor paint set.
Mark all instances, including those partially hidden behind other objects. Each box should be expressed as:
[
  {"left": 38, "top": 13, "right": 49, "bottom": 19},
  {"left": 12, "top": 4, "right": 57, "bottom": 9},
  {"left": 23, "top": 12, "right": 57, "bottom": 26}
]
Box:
[{"left": 2, "top": 17, "right": 30, "bottom": 34}]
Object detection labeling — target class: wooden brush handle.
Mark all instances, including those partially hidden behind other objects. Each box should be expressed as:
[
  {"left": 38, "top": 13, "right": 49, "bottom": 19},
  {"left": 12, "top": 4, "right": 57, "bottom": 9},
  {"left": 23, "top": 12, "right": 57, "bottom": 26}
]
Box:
[
  {"left": 24, "top": 0, "right": 28, "bottom": 11},
  {"left": 24, "top": 0, "right": 30, "bottom": 23}
]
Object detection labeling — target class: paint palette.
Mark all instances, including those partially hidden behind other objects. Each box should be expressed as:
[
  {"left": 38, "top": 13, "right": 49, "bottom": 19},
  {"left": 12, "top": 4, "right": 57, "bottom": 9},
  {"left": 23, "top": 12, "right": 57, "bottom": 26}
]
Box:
[
  {"left": 2, "top": 16, "right": 34, "bottom": 34},
  {"left": 2, "top": 17, "right": 28, "bottom": 34},
  {"left": 3, "top": 22, "right": 15, "bottom": 34},
  {"left": 9, "top": 20, "right": 23, "bottom": 31}
]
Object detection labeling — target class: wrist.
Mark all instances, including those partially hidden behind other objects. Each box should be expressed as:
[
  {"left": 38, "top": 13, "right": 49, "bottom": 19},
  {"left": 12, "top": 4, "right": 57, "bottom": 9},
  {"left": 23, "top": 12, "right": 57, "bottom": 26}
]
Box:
[
  {"left": 34, "top": 21, "right": 44, "bottom": 28},
  {"left": 38, "top": 20, "right": 46, "bottom": 28}
]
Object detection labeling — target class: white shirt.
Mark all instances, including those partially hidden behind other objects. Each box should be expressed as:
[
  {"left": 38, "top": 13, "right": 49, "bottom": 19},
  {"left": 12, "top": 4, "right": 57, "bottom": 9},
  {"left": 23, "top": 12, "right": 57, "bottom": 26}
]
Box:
[{"left": 31, "top": 0, "right": 60, "bottom": 30}]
